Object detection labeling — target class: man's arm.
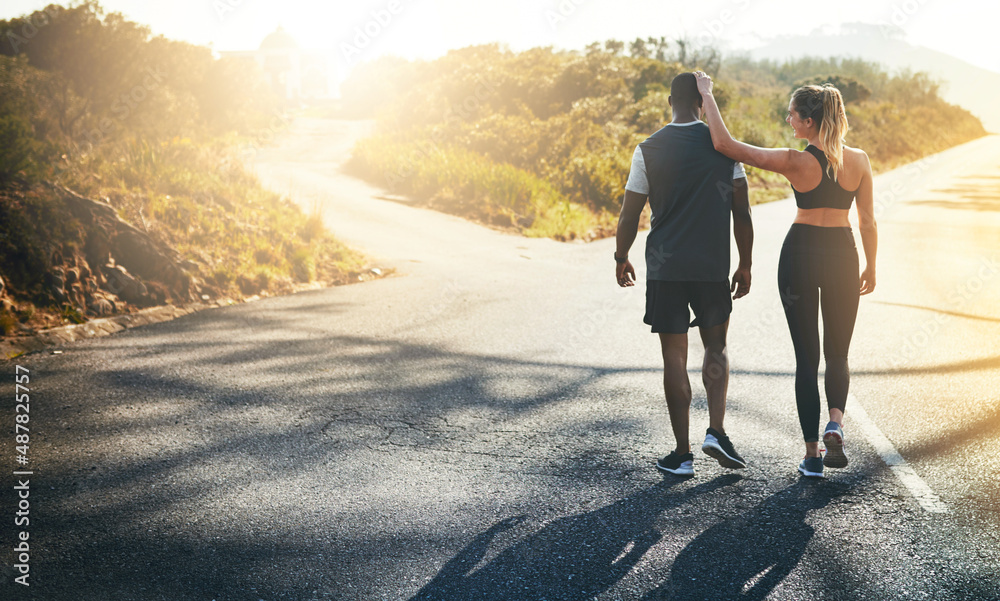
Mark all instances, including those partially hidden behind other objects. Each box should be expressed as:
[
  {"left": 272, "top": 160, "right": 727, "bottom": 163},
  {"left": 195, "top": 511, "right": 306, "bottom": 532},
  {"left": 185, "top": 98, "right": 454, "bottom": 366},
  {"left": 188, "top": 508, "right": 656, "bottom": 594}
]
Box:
[
  {"left": 616, "top": 189, "right": 647, "bottom": 287},
  {"left": 731, "top": 176, "right": 752, "bottom": 299}
]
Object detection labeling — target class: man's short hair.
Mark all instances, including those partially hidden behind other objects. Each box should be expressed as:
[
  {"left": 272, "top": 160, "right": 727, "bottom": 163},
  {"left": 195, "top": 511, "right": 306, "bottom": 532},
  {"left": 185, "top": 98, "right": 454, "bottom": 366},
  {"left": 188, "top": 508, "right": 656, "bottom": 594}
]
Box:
[{"left": 670, "top": 73, "right": 701, "bottom": 110}]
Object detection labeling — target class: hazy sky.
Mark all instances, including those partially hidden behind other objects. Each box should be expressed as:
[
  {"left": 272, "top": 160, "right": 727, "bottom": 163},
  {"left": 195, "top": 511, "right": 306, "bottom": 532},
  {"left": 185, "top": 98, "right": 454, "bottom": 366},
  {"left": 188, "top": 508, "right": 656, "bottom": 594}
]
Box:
[{"left": 3, "top": 0, "right": 999, "bottom": 75}]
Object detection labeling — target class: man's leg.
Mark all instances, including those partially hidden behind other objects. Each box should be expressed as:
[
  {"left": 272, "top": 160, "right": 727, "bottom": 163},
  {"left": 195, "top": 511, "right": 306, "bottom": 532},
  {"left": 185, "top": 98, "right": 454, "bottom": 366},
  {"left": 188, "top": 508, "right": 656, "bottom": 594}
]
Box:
[
  {"left": 699, "top": 319, "right": 730, "bottom": 434},
  {"left": 658, "top": 332, "right": 691, "bottom": 453},
  {"left": 695, "top": 303, "right": 745, "bottom": 469}
]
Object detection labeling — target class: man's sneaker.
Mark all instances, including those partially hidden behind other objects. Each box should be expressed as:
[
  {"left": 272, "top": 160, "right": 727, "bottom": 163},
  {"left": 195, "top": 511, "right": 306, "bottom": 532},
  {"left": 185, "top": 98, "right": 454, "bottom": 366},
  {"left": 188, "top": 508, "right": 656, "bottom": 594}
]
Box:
[
  {"left": 702, "top": 428, "right": 747, "bottom": 469},
  {"left": 798, "top": 455, "right": 825, "bottom": 478},
  {"left": 823, "top": 421, "right": 848, "bottom": 468},
  {"left": 656, "top": 451, "right": 694, "bottom": 476}
]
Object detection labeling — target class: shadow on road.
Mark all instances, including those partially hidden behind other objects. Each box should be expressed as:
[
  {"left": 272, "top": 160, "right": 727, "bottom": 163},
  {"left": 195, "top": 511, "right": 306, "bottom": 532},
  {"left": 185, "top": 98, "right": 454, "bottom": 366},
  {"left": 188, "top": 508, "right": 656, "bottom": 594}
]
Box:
[
  {"left": 0, "top": 293, "right": 866, "bottom": 599},
  {"left": 911, "top": 174, "right": 1000, "bottom": 211},
  {"left": 409, "top": 475, "right": 742, "bottom": 601},
  {"left": 409, "top": 476, "right": 856, "bottom": 601},
  {"left": 873, "top": 301, "right": 1000, "bottom": 323},
  {"left": 641, "top": 480, "right": 847, "bottom": 601},
  {"left": 0, "top": 303, "right": 674, "bottom": 599},
  {"left": 853, "top": 354, "right": 1000, "bottom": 376},
  {"left": 904, "top": 405, "right": 1000, "bottom": 462}
]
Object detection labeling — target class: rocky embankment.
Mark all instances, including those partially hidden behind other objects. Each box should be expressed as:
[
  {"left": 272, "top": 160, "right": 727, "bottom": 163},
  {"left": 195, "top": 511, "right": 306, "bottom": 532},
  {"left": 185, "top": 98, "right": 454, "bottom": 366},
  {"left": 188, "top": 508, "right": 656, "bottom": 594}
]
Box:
[{"left": 1, "top": 184, "right": 209, "bottom": 341}]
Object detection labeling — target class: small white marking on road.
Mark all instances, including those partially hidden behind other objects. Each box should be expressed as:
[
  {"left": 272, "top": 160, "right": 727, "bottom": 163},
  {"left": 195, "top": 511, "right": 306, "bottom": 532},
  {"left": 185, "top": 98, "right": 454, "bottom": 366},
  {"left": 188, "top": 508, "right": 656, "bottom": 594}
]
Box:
[
  {"left": 848, "top": 393, "right": 948, "bottom": 514},
  {"left": 741, "top": 565, "right": 774, "bottom": 595}
]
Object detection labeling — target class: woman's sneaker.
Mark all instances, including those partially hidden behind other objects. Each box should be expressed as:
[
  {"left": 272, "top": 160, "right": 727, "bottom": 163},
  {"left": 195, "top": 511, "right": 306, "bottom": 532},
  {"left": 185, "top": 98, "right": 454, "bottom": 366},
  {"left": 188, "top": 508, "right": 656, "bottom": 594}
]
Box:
[
  {"left": 656, "top": 451, "right": 694, "bottom": 476},
  {"left": 702, "top": 428, "right": 747, "bottom": 469},
  {"left": 823, "top": 421, "right": 848, "bottom": 468},
  {"left": 798, "top": 455, "right": 825, "bottom": 478}
]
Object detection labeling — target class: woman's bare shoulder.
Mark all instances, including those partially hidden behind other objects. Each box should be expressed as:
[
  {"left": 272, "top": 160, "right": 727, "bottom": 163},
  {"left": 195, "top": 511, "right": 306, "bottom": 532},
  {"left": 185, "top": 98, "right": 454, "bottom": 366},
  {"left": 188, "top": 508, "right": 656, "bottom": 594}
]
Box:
[
  {"left": 843, "top": 144, "right": 870, "bottom": 161},
  {"left": 843, "top": 145, "right": 872, "bottom": 171}
]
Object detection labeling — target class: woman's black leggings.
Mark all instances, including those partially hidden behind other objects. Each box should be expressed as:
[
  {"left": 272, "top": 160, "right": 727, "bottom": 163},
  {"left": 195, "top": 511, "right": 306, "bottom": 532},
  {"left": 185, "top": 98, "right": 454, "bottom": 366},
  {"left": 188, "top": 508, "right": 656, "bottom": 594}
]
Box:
[{"left": 777, "top": 224, "right": 860, "bottom": 443}]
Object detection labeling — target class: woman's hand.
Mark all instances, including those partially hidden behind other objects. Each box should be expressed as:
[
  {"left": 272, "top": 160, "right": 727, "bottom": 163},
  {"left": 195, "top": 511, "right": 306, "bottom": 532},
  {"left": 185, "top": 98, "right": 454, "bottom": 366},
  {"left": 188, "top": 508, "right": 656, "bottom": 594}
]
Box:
[
  {"left": 694, "top": 71, "right": 713, "bottom": 96},
  {"left": 860, "top": 266, "right": 876, "bottom": 295}
]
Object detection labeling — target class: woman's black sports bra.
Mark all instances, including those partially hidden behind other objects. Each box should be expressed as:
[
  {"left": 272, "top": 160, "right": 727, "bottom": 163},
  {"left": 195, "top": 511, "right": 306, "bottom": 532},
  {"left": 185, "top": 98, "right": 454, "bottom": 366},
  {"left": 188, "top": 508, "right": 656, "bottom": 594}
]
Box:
[{"left": 793, "top": 145, "right": 858, "bottom": 210}]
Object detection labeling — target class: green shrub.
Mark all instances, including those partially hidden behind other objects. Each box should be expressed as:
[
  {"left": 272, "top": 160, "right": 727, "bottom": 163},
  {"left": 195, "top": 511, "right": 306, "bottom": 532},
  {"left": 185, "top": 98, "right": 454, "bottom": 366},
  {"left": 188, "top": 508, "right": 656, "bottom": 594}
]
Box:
[
  {"left": 0, "top": 4, "right": 364, "bottom": 318},
  {"left": 289, "top": 246, "right": 315, "bottom": 283},
  {"left": 348, "top": 45, "right": 986, "bottom": 236},
  {"left": 210, "top": 265, "right": 235, "bottom": 289},
  {"left": 0, "top": 309, "right": 17, "bottom": 335},
  {"left": 300, "top": 207, "right": 326, "bottom": 242},
  {"left": 60, "top": 303, "right": 86, "bottom": 324},
  {"left": 350, "top": 135, "right": 609, "bottom": 240},
  {"left": 0, "top": 114, "right": 42, "bottom": 182}
]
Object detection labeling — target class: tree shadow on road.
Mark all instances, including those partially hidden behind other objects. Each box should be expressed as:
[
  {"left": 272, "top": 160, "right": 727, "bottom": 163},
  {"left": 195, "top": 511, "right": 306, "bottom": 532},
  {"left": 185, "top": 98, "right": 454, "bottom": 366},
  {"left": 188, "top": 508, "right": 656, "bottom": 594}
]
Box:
[
  {"left": 0, "top": 295, "right": 856, "bottom": 600},
  {"left": 873, "top": 301, "right": 1000, "bottom": 323},
  {"left": 0, "top": 314, "right": 674, "bottom": 600},
  {"left": 409, "top": 475, "right": 742, "bottom": 601}
]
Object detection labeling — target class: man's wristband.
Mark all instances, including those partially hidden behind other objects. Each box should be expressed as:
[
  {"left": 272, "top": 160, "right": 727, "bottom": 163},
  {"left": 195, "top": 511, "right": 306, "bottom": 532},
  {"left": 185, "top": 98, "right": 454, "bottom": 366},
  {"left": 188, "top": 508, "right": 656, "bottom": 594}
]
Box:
[{"left": 614, "top": 252, "right": 628, "bottom": 264}]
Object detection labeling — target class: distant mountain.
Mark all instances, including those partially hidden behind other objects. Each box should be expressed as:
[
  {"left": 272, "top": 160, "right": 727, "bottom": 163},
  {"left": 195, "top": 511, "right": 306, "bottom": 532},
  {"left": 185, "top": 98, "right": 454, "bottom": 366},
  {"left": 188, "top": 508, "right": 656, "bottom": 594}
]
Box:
[{"left": 741, "top": 23, "right": 1000, "bottom": 133}]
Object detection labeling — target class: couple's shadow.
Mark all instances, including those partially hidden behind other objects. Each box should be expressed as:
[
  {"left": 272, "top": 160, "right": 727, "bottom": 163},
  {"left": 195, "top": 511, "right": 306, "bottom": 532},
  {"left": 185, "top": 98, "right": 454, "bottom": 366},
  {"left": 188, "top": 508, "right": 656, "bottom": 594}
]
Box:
[{"left": 410, "top": 475, "right": 842, "bottom": 601}]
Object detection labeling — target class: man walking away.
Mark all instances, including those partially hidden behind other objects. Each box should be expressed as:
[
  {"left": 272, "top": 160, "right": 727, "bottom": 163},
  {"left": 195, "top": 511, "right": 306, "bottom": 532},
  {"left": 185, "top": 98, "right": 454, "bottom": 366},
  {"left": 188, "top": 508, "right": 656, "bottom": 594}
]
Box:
[{"left": 614, "top": 72, "right": 754, "bottom": 476}]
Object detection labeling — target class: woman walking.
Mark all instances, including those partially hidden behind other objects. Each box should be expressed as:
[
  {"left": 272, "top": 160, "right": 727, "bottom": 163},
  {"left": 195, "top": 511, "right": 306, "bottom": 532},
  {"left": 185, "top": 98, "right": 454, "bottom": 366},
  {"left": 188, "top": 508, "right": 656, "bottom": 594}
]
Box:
[{"left": 693, "top": 71, "right": 878, "bottom": 478}]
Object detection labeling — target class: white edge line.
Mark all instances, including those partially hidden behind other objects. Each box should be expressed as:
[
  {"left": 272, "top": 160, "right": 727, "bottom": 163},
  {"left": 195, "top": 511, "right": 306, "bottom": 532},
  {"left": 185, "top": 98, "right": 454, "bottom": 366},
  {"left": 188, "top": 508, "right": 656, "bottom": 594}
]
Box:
[{"left": 847, "top": 393, "right": 948, "bottom": 514}]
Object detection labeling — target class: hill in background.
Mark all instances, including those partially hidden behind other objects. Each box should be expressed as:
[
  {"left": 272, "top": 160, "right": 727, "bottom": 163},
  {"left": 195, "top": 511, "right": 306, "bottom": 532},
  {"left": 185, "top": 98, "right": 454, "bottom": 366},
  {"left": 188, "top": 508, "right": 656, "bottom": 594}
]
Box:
[{"left": 744, "top": 23, "right": 1000, "bottom": 133}]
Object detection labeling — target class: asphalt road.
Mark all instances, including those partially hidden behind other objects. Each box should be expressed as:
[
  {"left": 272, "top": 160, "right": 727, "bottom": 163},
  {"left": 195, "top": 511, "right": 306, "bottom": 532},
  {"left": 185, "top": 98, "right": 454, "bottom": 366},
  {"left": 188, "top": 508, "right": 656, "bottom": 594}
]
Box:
[{"left": 2, "top": 119, "right": 998, "bottom": 600}]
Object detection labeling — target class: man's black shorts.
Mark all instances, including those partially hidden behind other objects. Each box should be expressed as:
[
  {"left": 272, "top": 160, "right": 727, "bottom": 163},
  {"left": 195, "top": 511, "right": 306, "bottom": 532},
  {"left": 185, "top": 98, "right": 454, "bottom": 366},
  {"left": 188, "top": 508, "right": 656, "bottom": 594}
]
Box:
[{"left": 643, "top": 280, "right": 732, "bottom": 334}]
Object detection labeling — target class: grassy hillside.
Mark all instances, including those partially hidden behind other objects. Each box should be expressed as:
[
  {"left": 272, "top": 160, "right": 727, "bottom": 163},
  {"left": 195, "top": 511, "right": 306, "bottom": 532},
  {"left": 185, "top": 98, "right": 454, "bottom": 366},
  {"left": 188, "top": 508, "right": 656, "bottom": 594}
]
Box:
[
  {"left": 0, "top": 3, "right": 368, "bottom": 340},
  {"left": 343, "top": 42, "right": 986, "bottom": 240}
]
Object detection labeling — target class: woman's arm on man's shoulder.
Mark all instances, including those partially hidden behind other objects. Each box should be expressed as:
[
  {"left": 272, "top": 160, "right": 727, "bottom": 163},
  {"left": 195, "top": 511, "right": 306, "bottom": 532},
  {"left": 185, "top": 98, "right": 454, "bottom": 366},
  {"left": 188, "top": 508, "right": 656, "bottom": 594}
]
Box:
[{"left": 694, "top": 71, "right": 801, "bottom": 179}]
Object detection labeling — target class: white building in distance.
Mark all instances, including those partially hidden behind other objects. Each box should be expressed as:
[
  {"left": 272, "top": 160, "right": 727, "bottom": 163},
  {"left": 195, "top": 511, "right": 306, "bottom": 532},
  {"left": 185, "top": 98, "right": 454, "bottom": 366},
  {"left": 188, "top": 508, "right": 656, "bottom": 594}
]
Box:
[{"left": 222, "top": 27, "right": 340, "bottom": 101}]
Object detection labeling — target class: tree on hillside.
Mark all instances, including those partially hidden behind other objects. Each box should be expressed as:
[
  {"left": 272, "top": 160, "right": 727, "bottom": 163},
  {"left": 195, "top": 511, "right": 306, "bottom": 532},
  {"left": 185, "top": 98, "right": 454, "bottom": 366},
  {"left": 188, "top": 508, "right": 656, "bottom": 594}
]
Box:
[
  {"left": 670, "top": 38, "right": 721, "bottom": 74},
  {"left": 629, "top": 38, "right": 650, "bottom": 59},
  {"left": 1, "top": 4, "right": 153, "bottom": 125},
  {"left": 604, "top": 39, "right": 625, "bottom": 56},
  {"left": 794, "top": 74, "right": 873, "bottom": 104},
  {"left": 0, "top": 55, "right": 74, "bottom": 182},
  {"left": 0, "top": 1, "right": 278, "bottom": 146}
]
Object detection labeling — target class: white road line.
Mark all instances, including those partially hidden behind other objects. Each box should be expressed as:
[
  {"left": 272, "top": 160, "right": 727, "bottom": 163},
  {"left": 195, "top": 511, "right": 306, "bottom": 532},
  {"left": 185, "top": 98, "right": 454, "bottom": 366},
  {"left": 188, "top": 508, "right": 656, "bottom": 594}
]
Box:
[{"left": 847, "top": 393, "right": 948, "bottom": 514}]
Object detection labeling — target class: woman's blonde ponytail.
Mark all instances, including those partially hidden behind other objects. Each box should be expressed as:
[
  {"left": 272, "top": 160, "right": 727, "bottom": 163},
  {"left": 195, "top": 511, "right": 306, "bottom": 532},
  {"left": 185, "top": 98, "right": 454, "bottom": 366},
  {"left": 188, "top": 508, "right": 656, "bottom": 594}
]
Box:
[
  {"left": 791, "top": 84, "right": 850, "bottom": 181},
  {"left": 818, "top": 85, "right": 849, "bottom": 181}
]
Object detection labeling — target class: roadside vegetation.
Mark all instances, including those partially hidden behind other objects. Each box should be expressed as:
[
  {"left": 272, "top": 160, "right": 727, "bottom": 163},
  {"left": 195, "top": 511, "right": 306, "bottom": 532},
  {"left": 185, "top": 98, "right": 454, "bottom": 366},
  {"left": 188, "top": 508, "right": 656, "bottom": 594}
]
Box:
[
  {"left": 0, "top": 2, "right": 367, "bottom": 337},
  {"left": 0, "top": 5, "right": 987, "bottom": 338},
  {"left": 343, "top": 41, "right": 986, "bottom": 240}
]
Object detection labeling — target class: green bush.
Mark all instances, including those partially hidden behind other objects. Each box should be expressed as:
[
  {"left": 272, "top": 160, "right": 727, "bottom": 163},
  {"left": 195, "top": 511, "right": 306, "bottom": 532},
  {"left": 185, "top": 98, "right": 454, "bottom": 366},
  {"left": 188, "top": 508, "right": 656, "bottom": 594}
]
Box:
[
  {"left": 289, "top": 246, "right": 315, "bottom": 283},
  {"left": 0, "top": 308, "right": 17, "bottom": 335},
  {"left": 0, "top": 114, "right": 41, "bottom": 182},
  {"left": 350, "top": 135, "right": 607, "bottom": 240},
  {"left": 60, "top": 303, "right": 86, "bottom": 324},
  {"left": 0, "top": 3, "right": 366, "bottom": 319},
  {"left": 347, "top": 45, "right": 986, "bottom": 238}
]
